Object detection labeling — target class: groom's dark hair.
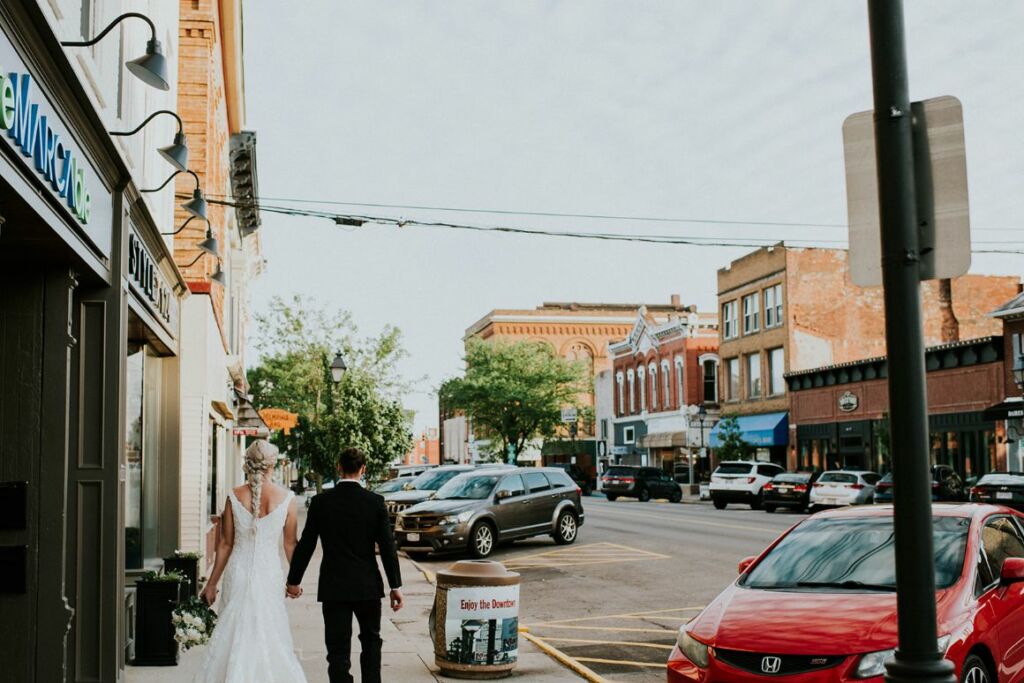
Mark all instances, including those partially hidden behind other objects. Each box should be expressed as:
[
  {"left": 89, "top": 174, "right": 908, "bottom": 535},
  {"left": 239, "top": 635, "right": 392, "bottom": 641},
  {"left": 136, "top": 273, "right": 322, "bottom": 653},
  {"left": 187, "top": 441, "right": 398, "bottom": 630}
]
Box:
[{"left": 338, "top": 448, "right": 366, "bottom": 475}]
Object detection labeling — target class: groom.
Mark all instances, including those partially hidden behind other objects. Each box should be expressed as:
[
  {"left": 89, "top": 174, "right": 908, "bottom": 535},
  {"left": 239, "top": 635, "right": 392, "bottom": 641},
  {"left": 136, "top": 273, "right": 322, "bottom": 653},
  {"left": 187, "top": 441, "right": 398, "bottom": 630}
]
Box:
[{"left": 287, "top": 448, "right": 404, "bottom": 683}]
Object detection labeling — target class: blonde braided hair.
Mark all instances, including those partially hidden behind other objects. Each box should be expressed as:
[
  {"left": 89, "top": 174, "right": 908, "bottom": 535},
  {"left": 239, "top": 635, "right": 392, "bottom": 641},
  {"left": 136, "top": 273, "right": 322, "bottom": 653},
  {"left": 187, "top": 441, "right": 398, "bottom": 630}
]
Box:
[{"left": 242, "top": 440, "right": 279, "bottom": 521}]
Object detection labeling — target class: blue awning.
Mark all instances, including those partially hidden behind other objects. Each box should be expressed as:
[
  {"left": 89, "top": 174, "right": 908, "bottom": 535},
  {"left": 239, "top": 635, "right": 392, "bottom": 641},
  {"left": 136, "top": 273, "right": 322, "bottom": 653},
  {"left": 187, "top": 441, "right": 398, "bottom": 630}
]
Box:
[{"left": 708, "top": 412, "right": 789, "bottom": 448}]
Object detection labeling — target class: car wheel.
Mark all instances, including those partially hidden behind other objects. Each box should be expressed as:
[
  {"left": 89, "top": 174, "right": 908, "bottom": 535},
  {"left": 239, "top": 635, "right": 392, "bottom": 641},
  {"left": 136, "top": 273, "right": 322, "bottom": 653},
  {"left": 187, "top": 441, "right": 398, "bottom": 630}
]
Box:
[
  {"left": 553, "top": 510, "right": 579, "bottom": 545},
  {"left": 669, "top": 489, "right": 682, "bottom": 504},
  {"left": 606, "top": 494, "right": 618, "bottom": 502},
  {"left": 961, "top": 654, "right": 993, "bottom": 683},
  {"left": 749, "top": 492, "right": 763, "bottom": 510},
  {"left": 713, "top": 497, "right": 727, "bottom": 510},
  {"left": 638, "top": 488, "right": 651, "bottom": 502},
  {"left": 468, "top": 522, "right": 496, "bottom": 559},
  {"left": 764, "top": 504, "right": 776, "bottom": 513}
]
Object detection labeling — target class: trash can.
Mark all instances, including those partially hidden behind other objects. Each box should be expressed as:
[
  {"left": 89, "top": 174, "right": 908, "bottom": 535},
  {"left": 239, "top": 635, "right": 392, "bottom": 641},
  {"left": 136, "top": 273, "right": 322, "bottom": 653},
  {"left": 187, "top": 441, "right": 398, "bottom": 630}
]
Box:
[{"left": 430, "top": 560, "right": 521, "bottom": 679}]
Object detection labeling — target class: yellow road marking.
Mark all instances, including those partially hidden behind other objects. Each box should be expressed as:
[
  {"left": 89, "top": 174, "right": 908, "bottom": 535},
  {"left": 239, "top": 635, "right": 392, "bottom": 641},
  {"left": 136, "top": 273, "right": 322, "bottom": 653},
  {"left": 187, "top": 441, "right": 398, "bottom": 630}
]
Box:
[
  {"left": 534, "top": 606, "right": 704, "bottom": 625},
  {"left": 539, "top": 636, "right": 674, "bottom": 650},
  {"left": 529, "top": 624, "right": 674, "bottom": 633},
  {"left": 574, "top": 656, "right": 667, "bottom": 669},
  {"left": 520, "top": 632, "right": 610, "bottom": 683}
]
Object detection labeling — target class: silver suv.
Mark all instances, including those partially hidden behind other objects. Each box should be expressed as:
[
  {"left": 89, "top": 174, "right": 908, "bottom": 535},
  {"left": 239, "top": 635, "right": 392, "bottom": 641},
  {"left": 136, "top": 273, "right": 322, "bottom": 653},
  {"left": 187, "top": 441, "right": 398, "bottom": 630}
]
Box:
[{"left": 394, "top": 467, "right": 585, "bottom": 559}]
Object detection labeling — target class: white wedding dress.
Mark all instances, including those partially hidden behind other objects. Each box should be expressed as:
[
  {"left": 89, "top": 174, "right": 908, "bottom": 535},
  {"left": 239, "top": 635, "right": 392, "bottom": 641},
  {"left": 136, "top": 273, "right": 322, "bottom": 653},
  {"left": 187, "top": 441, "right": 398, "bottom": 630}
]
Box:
[{"left": 193, "top": 490, "right": 308, "bottom": 683}]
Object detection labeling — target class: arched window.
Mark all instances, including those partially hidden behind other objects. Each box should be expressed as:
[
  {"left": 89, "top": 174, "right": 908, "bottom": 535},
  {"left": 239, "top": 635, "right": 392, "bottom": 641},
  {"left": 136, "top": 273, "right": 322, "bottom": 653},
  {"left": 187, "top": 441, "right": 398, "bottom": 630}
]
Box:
[
  {"left": 661, "top": 360, "right": 671, "bottom": 408},
  {"left": 637, "top": 367, "right": 647, "bottom": 412},
  {"left": 627, "top": 370, "right": 636, "bottom": 413},
  {"left": 675, "top": 356, "right": 685, "bottom": 408},
  {"left": 615, "top": 372, "right": 625, "bottom": 416},
  {"left": 649, "top": 363, "right": 658, "bottom": 410},
  {"left": 699, "top": 355, "right": 720, "bottom": 403},
  {"left": 565, "top": 341, "right": 595, "bottom": 377}
]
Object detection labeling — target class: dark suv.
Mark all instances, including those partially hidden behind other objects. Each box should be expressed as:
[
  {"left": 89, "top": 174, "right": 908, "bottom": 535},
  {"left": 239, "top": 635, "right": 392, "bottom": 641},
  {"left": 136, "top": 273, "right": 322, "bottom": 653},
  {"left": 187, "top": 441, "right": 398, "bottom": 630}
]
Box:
[
  {"left": 394, "top": 467, "right": 585, "bottom": 560},
  {"left": 381, "top": 465, "right": 475, "bottom": 527},
  {"left": 763, "top": 471, "right": 821, "bottom": 513},
  {"left": 601, "top": 466, "right": 681, "bottom": 503}
]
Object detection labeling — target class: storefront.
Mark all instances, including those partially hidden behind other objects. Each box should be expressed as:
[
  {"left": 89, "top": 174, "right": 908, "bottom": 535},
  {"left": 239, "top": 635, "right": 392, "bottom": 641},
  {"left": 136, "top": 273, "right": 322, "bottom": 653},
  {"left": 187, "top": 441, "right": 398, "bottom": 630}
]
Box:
[
  {"left": 787, "top": 336, "right": 1007, "bottom": 481},
  {"left": 707, "top": 411, "right": 789, "bottom": 467},
  {"left": 0, "top": 4, "right": 185, "bottom": 680}
]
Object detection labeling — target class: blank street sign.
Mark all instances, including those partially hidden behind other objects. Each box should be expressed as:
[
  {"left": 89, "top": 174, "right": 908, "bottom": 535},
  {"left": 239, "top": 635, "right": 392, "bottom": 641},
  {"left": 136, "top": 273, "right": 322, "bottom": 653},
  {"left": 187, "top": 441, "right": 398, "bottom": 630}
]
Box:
[{"left": 843, "top": 96, "right": 971, "bottom": 287}]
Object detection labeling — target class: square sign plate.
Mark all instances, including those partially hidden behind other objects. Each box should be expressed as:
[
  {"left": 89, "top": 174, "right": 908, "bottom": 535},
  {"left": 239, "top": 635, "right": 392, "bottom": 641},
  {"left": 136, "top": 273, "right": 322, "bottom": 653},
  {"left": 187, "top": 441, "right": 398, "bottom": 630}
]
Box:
[{"left": 843, "top": 96, "right": 971, "bottom": 287}]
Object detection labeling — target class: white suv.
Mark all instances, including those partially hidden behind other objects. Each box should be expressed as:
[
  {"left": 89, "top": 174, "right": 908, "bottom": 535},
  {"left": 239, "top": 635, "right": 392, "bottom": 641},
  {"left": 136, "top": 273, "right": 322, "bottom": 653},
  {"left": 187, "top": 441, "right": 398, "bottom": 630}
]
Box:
[{"left": 710, "top": 461, "right": 785, "bottom": 510}]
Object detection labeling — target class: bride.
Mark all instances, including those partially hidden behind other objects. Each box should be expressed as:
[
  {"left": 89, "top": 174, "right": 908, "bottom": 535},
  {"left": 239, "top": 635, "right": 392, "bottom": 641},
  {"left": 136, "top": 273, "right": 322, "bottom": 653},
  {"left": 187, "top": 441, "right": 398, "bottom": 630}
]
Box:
[{"left": 193, "top": 440, "right": 308, "bottom": 682}]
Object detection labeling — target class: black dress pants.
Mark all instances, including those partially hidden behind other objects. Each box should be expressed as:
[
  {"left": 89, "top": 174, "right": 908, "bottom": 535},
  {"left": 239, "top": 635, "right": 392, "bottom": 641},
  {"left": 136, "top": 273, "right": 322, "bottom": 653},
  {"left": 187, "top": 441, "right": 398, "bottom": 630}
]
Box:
[{"left": 322, "top": 600, "right": 383, "bottom": 683}]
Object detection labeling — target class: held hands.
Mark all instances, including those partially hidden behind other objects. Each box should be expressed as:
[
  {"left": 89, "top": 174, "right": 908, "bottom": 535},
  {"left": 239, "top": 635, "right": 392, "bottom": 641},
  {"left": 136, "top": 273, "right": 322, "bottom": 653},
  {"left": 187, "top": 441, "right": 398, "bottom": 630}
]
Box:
[
  {"left": 286, "top": 584, "right": 303, "bottom": 599},
  {"left": 390, "top": 589, "right": 404, "bottom": 612}
]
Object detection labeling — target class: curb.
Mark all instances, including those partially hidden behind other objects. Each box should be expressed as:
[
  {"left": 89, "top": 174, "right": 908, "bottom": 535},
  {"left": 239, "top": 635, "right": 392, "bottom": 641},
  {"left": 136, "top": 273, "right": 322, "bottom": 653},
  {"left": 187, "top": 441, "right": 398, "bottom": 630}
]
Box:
[
  {"left": 403, "top": 553, "right": 436, "bottom": 585},
  {"left": 519, "top": 630, "right": 608, "bottom": 683}
]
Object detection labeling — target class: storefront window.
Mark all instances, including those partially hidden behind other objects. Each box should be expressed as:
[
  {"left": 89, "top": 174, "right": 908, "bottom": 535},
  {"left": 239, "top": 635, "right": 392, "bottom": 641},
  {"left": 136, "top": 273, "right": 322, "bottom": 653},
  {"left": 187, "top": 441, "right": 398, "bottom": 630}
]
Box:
[
  {"left": 125, "top": 347, "right": 144, "bottom": 569},
  {"left": 142, "top": 350, "right": 163, "bottom": 561}
]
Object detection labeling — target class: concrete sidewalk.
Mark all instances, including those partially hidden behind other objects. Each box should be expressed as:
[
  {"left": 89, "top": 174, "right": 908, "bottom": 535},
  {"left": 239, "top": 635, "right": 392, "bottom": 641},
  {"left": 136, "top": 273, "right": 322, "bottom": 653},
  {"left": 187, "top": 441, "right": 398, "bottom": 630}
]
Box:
[{"left": 127, "top": 529, "right": 579, "bottom": 681}]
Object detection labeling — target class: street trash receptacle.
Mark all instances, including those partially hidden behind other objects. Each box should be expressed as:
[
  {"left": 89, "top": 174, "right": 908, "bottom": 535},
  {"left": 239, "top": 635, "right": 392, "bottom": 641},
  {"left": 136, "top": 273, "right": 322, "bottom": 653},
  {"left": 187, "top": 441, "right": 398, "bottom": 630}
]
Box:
[{"left": 430, "top": 560, "right": 521, "bottom": 679}]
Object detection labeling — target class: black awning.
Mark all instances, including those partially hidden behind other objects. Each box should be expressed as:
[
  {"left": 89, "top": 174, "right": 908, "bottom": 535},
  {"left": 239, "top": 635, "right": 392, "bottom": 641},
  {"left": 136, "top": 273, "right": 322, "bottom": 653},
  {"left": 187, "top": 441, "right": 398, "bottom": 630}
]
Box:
[{"left": 983, "top": 401, "right": 1024, "bottom": 421}]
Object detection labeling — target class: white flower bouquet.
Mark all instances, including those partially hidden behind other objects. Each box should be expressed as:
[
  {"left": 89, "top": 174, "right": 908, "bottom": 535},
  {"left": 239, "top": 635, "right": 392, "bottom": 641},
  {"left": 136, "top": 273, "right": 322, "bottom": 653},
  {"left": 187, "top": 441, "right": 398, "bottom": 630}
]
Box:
[{"left": 172, "top": 596, "right": 218, "bottom": 650}]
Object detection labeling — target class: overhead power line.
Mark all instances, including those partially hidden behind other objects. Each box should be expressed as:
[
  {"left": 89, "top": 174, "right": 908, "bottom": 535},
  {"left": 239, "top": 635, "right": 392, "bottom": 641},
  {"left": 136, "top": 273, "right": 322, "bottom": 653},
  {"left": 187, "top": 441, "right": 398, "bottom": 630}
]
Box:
[{"left": 197, "top": 196, "right": 1024, "bottom": 255}]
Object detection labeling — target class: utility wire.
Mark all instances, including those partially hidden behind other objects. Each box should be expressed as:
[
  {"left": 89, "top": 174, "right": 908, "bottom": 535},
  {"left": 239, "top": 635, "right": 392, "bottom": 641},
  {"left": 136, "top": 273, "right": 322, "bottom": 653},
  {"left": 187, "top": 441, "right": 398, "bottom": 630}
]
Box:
[{"left": 199, "top": 196, "right": 1024, "bottom": 255}]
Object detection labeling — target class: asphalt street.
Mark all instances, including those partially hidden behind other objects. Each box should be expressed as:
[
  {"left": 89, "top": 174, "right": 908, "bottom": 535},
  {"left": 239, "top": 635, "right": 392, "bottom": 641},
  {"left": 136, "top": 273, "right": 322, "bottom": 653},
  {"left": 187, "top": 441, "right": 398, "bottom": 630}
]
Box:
[{"left": 414, "top": 496, "right": 809, "bottom": 682}]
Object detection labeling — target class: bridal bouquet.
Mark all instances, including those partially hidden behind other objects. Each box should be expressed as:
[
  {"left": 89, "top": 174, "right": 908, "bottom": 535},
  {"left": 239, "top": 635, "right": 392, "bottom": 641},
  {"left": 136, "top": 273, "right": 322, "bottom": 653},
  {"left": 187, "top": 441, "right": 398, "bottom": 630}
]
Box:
[{"left": 172, "top": 596, "right": 218, "bottom": 650}]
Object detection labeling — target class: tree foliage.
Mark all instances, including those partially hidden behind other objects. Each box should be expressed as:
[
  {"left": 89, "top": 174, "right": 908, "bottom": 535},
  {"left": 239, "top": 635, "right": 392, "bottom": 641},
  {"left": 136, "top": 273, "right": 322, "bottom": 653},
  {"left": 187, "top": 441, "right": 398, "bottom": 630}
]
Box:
[
  {"left": 439, "top": 339, "right": 591, "bottom": 461},
  {"left": 713, "top": 415, "right": 755, "bottom": 461},
  {"left": 247, "top": 295, "right": 413, "bottom": 487}
]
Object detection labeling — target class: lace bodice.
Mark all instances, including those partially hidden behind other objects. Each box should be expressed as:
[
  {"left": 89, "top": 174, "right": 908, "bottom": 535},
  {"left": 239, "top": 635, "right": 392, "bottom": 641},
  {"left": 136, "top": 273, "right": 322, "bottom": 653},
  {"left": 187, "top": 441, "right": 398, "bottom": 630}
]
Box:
[{"left": 193, "top": 489, "right": 307, "bottom": 683}]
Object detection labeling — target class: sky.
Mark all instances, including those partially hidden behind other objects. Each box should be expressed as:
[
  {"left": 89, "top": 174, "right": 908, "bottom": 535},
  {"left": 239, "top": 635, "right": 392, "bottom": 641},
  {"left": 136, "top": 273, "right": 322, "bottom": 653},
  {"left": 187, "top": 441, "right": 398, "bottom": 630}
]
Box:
[{"left": 242, "top": 1, "right": 1024, "bottom": 434}]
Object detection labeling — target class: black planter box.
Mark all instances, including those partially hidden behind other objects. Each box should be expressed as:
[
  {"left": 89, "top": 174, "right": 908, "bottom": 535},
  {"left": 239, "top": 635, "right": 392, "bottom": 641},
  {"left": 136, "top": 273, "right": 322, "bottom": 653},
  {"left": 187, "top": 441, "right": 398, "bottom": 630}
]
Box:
[
  {"left": 164, "top": 556, "right": 199, "bottom": 600},
  {"left": 132, "top": 580, "right": 182, "bottom": 666}
]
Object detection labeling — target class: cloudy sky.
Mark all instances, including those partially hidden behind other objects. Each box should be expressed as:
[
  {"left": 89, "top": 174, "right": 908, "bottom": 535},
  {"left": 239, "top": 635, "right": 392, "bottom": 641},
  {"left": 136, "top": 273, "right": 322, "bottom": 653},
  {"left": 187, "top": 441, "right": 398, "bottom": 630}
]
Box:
[{"left": 243, "top": 1, "right": 1024, "bottom": 433}]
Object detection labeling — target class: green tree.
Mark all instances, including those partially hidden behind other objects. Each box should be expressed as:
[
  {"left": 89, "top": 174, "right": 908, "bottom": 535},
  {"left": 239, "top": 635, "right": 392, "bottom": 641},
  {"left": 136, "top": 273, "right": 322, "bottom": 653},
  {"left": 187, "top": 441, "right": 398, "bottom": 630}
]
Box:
[
  {"left": 246, "top": 295, "right": 413, "bottom": 489},
  {"left": 713, "top": 415, "right": 755, "bottom": 461},
  {"left": 439, "top": 338, "right": 591, "bottom": 462}
]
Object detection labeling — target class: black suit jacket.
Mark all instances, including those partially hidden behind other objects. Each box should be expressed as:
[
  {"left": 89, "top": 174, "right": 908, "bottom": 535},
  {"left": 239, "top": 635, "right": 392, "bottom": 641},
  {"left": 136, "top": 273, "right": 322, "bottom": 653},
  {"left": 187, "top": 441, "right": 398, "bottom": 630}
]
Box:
[{"left": 287, "top": 483, "right": 402, "bottom": 602}]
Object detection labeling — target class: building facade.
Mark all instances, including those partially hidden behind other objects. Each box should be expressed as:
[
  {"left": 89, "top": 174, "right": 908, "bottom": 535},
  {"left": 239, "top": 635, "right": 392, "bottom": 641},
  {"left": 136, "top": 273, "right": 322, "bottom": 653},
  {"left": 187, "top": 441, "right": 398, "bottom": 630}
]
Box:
[
  {"left": 712, "top": 244, "right": 1020, "bottom": 466},
  {"left": 988, "top": 291, "right": 1024, "bottom": 471},
  {"left": 608, "top": 308, "right": 719, "bottom": 478},
  {"left": 403, "top": 428, "right": 441, "bottom": 466},
  {"left": 0, "top": 1, "right": 188, "bottom": 680},
  {"left": 787, "top": 336, "right": 1008, "bottom": 480}
]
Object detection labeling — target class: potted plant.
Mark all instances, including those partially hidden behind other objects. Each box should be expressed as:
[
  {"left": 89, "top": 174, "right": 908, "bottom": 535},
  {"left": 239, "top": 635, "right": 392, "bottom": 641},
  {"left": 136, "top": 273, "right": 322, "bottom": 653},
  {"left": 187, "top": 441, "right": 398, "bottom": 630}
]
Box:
[
  {"left": 163, "top": 550, "right": 202, "bottom": 600},
  {"left": 133, "top": 571, "right": 184, "bottom": 666}
]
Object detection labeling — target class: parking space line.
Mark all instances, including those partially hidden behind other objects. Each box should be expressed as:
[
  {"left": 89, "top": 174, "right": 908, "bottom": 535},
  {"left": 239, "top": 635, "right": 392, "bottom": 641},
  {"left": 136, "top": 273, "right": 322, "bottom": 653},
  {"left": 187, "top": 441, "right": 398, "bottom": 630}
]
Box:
[
  {"left": 502, "top": 542, "right": 671, "bottom": 571},
  {"left": 528, "top": 624, "right": 674, "bottom": 633},
  {"left": 540, "top": 636, "right": 674, "bottom": 650},
  {"left": 574, "top": 657, "right": 667, "bottom": 669},
  {"left": 536, "top": 606, "right": 702, "bottom": 625}
]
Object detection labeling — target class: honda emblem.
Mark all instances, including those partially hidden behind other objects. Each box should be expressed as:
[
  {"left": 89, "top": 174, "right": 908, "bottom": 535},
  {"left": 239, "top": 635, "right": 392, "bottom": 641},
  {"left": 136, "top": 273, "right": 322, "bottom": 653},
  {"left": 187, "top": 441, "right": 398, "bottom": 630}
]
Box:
[{"left": 761, "top": 656, "right": 782, "bottom": 674}]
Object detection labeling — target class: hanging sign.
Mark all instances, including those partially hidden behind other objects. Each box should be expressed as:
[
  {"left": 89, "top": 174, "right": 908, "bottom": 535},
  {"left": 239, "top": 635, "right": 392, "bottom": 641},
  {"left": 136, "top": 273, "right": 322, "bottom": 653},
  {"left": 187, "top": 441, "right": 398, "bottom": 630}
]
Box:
[
  {"left": 0, "top": 36, "right": 112, "bottom": 258},
  {"left": 838, "top": 391, "right": 860, "bottom": 413}
]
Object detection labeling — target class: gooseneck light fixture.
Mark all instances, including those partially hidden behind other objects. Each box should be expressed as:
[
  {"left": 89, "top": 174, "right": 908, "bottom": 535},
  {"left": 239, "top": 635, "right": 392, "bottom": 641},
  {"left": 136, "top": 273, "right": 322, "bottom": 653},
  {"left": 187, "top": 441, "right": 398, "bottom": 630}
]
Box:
[
  {"left": 141, "top": 169, "right": 208, "bottom": 221},
  {"left": 159, "top": 216, "right": 219, "bottom": 257},
  {"left": 111, "top": 110, "right": 188, "bottom": 171},
  {"left": 61, "top": 13, "right": 169, "bottom": 91},
  {"left": 179, "top": 252, "right": 226, "bottom": 286}
]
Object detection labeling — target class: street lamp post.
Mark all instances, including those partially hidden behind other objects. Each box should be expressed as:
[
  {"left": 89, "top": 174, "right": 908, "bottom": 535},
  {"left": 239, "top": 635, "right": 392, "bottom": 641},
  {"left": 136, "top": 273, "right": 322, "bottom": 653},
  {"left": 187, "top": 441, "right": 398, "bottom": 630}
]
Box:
[
  {"left": 866, "top": 2, "right": 955, "bottom": 681},
  {"left": 330, "top": 351, "right": 347, "bottom": 384}
]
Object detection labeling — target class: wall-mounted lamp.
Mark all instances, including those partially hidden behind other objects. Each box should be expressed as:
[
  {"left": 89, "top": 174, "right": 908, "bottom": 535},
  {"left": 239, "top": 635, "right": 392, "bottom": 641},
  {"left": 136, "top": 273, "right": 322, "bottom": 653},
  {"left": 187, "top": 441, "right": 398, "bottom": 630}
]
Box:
[
  {"left": 159, "top": 215, "right": 217, "bottom": 257},
  {"left": 179, "top": 252, "right": 225, "bottom": 286},
  {"left": 61, "top": 13, "right": 169, "bottom": 91},
  {"left": 111, "top": 110, "right": 187, "bottom": 171},
  {"left": 141, "top": 169, "right": 208, "bottom": 221},
  {"left": 160, "top": 214, "right": 204, "bottom": 237}
]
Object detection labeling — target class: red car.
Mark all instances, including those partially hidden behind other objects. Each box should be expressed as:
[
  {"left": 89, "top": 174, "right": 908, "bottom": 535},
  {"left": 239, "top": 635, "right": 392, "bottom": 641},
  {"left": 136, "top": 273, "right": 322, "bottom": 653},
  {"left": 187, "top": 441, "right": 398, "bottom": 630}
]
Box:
[{"left": 668, "top": 504, "right": 1024, "bottom": 682}]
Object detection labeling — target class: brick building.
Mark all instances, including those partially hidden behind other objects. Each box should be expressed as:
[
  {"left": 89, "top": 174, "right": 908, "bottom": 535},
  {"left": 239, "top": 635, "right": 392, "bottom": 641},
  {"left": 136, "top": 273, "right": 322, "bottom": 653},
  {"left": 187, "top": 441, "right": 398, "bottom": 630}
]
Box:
[
  {"left": 404, "top": 429, "right": 441, "bottom": 466},
  {"left": 787, "top": 336, "right": 1008, "bottom": 480},
  {"left": 608, "top": 308, "right": 719, "bottom": 478},
  {"left": 710, "top": 244, "right": 1020, "bottom": 466},
  {"left": 988, "top": 292, "right": 1024, "bottom": 470}
]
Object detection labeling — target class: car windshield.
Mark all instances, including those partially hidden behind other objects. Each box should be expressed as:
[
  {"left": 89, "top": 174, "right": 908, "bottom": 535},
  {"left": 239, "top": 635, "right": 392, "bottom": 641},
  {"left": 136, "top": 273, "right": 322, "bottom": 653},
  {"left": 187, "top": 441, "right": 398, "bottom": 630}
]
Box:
[
  {"left": 716, "top": 463, "right": 754, "bottom": 475},
  {"left": 742, "top": 515, "right": 970, "bottom": 591},
  {"left": 435, "top": 474, "right": 500, "bottom": 500},
  {"left": 605, "top": 467, "right": 636, "bottom": 477},
  {"left": 774, "top": 473, "right": 811, "bottom": 484},
  {"left": 819, "top": 472, "right": 858, "bottom": 484},
  {"left": 373, "top": 479, "right": 404, "bottom": 493},
  {"left": 411, "top": 469, "right": 465, "bottom": 491}
]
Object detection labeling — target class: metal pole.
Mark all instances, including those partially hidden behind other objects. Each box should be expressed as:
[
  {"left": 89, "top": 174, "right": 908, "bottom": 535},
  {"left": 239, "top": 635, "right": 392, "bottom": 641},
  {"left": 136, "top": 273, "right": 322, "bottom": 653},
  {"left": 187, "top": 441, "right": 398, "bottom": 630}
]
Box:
[{"left": 867, "top": 2, "right": 954, "bottom": 681}]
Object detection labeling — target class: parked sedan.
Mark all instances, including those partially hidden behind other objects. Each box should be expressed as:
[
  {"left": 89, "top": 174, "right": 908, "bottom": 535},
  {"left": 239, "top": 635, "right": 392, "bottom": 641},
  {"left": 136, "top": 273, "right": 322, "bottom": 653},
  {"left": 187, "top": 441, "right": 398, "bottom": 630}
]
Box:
[
  {"left": 808, "top": 470, "right": 880, "bottom": 508},
  {"left": 763, "top": 471, "right": 820, "bottom": 513},
  {"left": 601, "top": 466, "right": 682, "bottom": 503},
  {"left": 970, "top": 472, "right": 1024, "bottom": 508},
  {"left": 668, "top": 504, "right": 1024, "bottom": 682},
  {"left": 874, "top": 465, "right": 965, "bottom": 503}
]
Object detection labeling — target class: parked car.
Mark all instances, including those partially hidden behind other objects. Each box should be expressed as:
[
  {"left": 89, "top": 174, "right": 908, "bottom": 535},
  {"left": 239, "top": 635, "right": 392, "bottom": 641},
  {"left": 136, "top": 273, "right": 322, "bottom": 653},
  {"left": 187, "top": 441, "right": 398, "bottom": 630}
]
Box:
[
  {"left": 763, "top": 471, "right": 821, "bottom": 513},
  {"left": 372, "top": 479, "right": 406, "bottom": 494},
  {"left": 548, "top": 462, "right": 593, "bottom": 495},
  {"left": 874, "top": 465, "right": 965, "bottom": 503},
  {"left": 381, "top": 465, "right": 476, "bottom": 527},
  {"left": 970, "top": 472, "right": 1024, "bottom": 508},
  {"left": 808, "top": 470, "right": 880, "bottom": 508},
  {"left": 709, "top": 461, "right": 785, "bottom": 510},
  {"left": 601, "top": 466, "right": 682, "bottom": 503},
  {"left": 668, "top": 504, "right": 1024, "bottom": 682},
  {"left": 387, "top": 464, "right": 434, "bottom": 479},
  {"left": 394, "top": 467, "right": 585, "bottom": 559}
]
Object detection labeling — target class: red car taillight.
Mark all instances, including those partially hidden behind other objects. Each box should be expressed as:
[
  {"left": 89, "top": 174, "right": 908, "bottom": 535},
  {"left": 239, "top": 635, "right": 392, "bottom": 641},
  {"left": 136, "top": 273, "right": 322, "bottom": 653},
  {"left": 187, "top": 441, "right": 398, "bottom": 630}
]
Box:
[
  {"left": 620, "top": 477, "right": 635, "bottom": 484},
  {"left": 970, "top": 486, "right": 982, "bottom": 496},
  {"left": 763, "top": 483, "right": 774, "bottom": 491},
  {"left": 849, "top": 483, "right": 865, "bottom": 490},
  {"left": 575, "top": 486, "right": 582, "bottom": 495},
  {"left": 794, "top": 484, "right": 807, "bottom": 492}
]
